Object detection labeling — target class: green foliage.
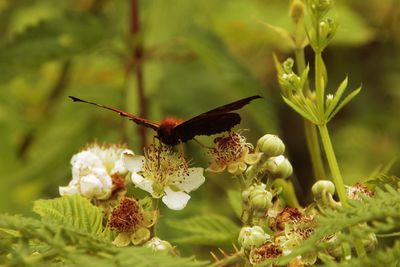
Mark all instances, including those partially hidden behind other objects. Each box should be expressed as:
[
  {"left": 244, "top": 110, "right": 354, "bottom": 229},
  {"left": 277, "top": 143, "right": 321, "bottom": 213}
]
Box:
[
  {"left": 0, "top": 214, "right": 206, "bottom": 267},
  {"left": 33, "top": 195, "right": 110, "bottom": 239},
  {"left": 167, "top": 214, "right": 240, "bottom": 245},
  {"left": 261, "top": 185, "right": 400, "bottom": 266},
  {"left": 0, "top": 11, "right": 105, "bottom": 83},
  {"left": 321, "top": 241, "right": 400, "bottom": 267}
]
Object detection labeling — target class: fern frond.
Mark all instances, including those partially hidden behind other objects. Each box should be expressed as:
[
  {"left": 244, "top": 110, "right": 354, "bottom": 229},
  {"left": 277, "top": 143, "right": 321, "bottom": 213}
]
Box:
[
  {"left": 366, "top": 175, "right": 400, "bottom": 190},
  {"left": 321, "top": 241, "right": 400, "bottom": 267},
  {"left": 0, "top": 214, "right": 207, "bottom": 267},
  {"left": 167, "top": 214, "right": 240, "bottom": 245}
]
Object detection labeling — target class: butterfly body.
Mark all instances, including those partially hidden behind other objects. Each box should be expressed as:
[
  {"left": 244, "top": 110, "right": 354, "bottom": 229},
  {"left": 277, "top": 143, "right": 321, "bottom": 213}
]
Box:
[{"left": 69, "top": 95, "right": 261, "bottom": 146}]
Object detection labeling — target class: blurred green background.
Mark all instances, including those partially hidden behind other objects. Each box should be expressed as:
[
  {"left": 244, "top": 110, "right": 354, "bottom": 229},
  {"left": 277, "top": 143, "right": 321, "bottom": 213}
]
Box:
[{"left": 0, "top": 0, "right": 399, "bottom": 257}]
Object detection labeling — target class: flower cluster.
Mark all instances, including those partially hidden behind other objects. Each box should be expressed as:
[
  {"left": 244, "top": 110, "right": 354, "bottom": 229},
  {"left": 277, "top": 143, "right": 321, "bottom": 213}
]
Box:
[{"left": 59, "top": 143, "right": 132, "bottom": 200}]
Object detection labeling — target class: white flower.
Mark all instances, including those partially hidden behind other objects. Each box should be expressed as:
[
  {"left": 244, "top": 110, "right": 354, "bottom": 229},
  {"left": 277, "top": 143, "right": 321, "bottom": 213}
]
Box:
[
  {"left": 123, "top": 144, "right": 205, "bottom": 210},
  {"left": 59, "top": 143, "right": 133, "bottom": 200}
]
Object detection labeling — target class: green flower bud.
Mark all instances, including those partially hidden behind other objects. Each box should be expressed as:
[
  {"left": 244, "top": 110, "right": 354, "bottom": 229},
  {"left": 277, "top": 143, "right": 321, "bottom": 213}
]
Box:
[
  {"left": 257, "top": 134, "right": 285, "bottom": 157},
  {"left": 144, "top": 237, "right": 174, "bottom": 254},
  {"left": 290, "top": 0, "right": 305, "bottom": 23},
  {"left": 312, "top": 180, "right": 335, "bottom": 197},
  {"left": 238, "top": 226, "right": 269, "bottom": 250},
  {"left": 264, "top": 156, "right": 293, "bottom": 179},
  {"left": 249, "top": 184, "right": 273, "bottom": 211},
  {"left": 283, "top": 58, "right": 294, "bottom": 72},
  {"left": 242, "top": 186, "right": 254, "bottom": 204}
]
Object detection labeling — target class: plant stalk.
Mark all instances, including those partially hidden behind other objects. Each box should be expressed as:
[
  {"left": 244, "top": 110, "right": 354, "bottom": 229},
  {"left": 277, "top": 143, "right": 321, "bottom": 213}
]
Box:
[
  {"left": 294, "top": 48, "right": 326, "bottom": 180},
  {"left": 318, "top": 124, "right": 347, "bottom": 206},
  {"left": 129, "top": 0, "right": 148, "bottom": 148}
]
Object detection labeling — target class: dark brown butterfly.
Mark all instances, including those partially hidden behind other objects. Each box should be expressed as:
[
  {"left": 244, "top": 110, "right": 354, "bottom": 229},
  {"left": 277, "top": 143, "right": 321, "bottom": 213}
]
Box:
[{"left": 69, "top": 95, "right": 261, "bottom": 146}]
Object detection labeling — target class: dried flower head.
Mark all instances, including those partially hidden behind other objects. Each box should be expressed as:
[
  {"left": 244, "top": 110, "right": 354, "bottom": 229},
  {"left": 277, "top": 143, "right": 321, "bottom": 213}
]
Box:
[
  {"left": 207, "top": 132, "right": 261, "bottom": 175},
  {"left": 250, "top": 241, "right": 282, "bottom": 265},
  {"left": 109, "top": 197, "right": 156, "bottom": 247},
  {"left": 346, "top": 182, "right": 374, "bottom": 200},
  {"left": 59, "top": 143, "right": 132, "bottom": 200},
  {"left": 124, "top": 144, "right": 205, "bottom": 210},
  {"left": 270, "top": 207, "right": 304, "bottom": 231}
]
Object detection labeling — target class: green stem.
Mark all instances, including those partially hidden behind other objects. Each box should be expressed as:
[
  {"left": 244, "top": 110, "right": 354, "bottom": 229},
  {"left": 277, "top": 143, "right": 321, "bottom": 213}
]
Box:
[
  {"left": 151, "top": 198, "right": 160, "bottom": 236},
  {"left": 304, "top": 121, "right": 326, "bottom": 179},
  {"left": 354, "top": 239, "right": 366, "bottom": 257},
  {"left": 318, "top": 124, "right": 347, "bottom": 206},
  {"left": 294, "top": 47, "right": 326, "bottom": 180}
]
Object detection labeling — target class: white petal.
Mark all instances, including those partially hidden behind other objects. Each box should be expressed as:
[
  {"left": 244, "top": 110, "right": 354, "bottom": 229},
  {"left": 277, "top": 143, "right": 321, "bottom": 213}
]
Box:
[
  {"left": 123, "top": 153, "right": 145, "bottom": 173},
  {"left": 59, "top": 184, "right": 78, "bottom": 196},
  {"left": 175, "top": 167, "right": 205, "bottom": 193},
  {"left": 131, "top": 173, "right": 154, "bottom": 194},
  {"left": 80, "top": 175, "right": 105, "bottom": 199},
  {"left": 162, "top": 187, "right": 190, "bottom": 210}
]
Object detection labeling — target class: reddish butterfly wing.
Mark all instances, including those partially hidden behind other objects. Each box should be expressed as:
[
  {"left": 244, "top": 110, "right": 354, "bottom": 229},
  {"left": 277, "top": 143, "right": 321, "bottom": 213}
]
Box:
[
  {"left": 69, "top": 96, "right": 159, "bottom": 130},
  {"left": 174, "top": 95, "right": 261, "bottom": 142}
]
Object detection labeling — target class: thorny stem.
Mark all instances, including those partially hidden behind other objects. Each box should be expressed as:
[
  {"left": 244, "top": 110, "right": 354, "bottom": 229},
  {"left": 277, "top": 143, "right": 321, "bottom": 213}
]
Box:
[
  {"left": 208, "top": 249, "right": 245, "bottom": 267},
  {"left": 128, "top": 0, "right": 148, "bottom": 148},
  {"left": 318, "top": 125, "right": 347, "bottom": 206}
]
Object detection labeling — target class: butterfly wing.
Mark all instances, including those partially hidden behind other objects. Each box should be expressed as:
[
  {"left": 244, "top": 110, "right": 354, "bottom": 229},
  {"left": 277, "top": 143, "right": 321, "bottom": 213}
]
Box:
[
  {"left": 174, "top": 95, "right": 261, "bottom": 141},
  {"left": 186, "top": 95, "right": 262, "bottom": 121},
  {"left": 69, "top": 96, "right": 159, "bottom": 130},
  {"left": 174, "top": 113, "right": 241, "bottom": 142}
]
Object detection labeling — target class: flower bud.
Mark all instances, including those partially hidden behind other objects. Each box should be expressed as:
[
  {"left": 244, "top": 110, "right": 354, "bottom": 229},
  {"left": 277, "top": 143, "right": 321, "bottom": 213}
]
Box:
[
  {"left": 312, "top": 180, "right": 335, "bottom": 197},
  {"left": 144, "top": 237, "right": 174, "bottom": 254},
  {"left": 249, "top": 184, "right": 273, "bottom": 211},
  {"left": 242, "top": 186, "right": 254, "bottom": 205},
  {"left": 264, "top": 156, "right": 293, "bottom": 179},
  {"left": 257, "top": 134, "right": 285, "bottom": 157},
  {"left": 290, "top": 0, "right": 305, "bottom": 23},
  {"left": 238, "top": 226, "right": 269, "bottom": 250}
]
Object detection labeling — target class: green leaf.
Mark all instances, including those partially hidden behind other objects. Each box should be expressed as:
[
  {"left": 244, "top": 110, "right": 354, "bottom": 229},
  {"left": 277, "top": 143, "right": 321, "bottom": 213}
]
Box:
[
  {"left": 327, "top": 86, "right": 361, "bottom": 121},
  {"left": 282, "top": 95, "right": 317, "bottom": 123},
  {"left": 325, "top": 76, "right": 348, "bottom": 118},
  {"left": 33, "top": 195, "right": 109, "bottom": 238},
  {"left": 167, "top": 214, "right": 240, "bottom": 245},
  {"left": 366, "top": 175, "right": 400, "bottom": 191},
  {"left": 227, "top": 190, "right": 242, "bottom": 219}
]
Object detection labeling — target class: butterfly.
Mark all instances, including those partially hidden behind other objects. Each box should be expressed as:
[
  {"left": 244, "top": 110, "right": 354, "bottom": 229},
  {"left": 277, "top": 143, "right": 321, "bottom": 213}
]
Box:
[{"left": 69, "top": 95, "right": 261, "bottom": 146}]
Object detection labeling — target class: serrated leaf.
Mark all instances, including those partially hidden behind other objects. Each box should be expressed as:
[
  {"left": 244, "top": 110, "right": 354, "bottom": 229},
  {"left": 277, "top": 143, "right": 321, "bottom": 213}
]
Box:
[
  {"left": 167, "top": 214, "right": 240, "bottom": 245},
  {"left": 33, "top": 195, "right": 108, "bottom": 238}
]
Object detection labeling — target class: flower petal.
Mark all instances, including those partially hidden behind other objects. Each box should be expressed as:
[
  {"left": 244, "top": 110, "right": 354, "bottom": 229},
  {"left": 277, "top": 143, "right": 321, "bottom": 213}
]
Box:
[
  {"left": 162, "top": 187, "right": 190, "bottom": 210},
  {"left": 227, "top": 162, "right": 239, "bottom": 174},
  {"left": 131, "top": 173, "right": 154, "bottom": 194},
  {"left": 123, "top": 153, "right": 145, "bottom": 173},
  {"left": 80, "top": 174, "right": 110, "bottom": 199},
  {"left": 206, "top": 163, "right": 226, "bottom": 173},
  {"left": 59, "top": 184, "right": 79, "bottom": 196},
  {"left": 244, "top": 152, "right": 263, "bottom": 165},
  {"left": 131, "top": 227, "right": 150, "bottom": 245},
  {"left": 112, "top": 233, "right": 131, "bottom": 247},
  {"left": 175, "top": 167, "right": 205, "bottom": 193}
]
